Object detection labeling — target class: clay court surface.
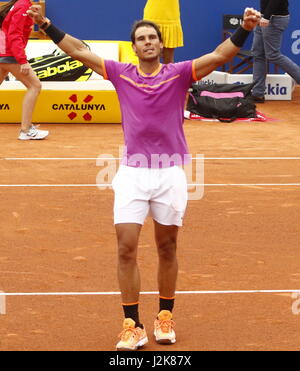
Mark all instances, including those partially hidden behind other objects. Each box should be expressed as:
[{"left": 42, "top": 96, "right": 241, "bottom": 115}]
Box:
[{"left": 0, "top": 87, "right": 299, "bottom": 351}]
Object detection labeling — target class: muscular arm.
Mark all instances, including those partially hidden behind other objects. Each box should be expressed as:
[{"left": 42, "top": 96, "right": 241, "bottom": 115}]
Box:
[
  {"left": 27, "top": 6, "right": 105, "bottom": 77},
  {"left": 55, "top": 34, "right": 105, "bottom": 76},
  {"left": 193, "top": 38, "right": 240, "bottom": 80},
  {"left": 193, "top": 7, "right": 261, "bottom": 80}
]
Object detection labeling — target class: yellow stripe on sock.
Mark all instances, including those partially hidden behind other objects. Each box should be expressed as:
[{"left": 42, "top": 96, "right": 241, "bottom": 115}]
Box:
[
  {"left": 159, "top": 295, "right": 176, "bottom": 300},
  {"left": 122, "top": 302, "right": 139, "bottom": 306}
]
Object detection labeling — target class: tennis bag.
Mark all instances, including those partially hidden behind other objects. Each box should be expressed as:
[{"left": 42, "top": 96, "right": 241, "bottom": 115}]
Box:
[
  {"left": 187, "top": 82, "right": 257, "bottom": 122},
  {"left": 28, "top": 47, "right": 93, "bottom": 82}
]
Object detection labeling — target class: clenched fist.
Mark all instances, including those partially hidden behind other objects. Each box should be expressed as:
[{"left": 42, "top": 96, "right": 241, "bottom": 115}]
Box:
[{"left": 242, "top": 7, "right": 261, "bottom": 31}]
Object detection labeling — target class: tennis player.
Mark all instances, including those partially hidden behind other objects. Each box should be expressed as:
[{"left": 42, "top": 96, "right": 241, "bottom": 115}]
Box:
[
  {"left": 28, "top": 5, "right": 261, "bottom": 350},
  {"left": 0, "top": 0, "right": 48, "bottom": 140}
]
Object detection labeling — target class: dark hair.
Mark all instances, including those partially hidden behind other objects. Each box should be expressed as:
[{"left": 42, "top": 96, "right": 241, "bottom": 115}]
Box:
[
  {"left": 130, "top": 20, "right": 163, "bottom": 44},
  {"left": 0, "top": 0, "right": 19, "bottom": 28}
]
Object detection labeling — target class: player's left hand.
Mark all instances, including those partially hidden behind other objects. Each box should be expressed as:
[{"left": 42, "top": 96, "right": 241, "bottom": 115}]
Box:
[{"left": 242, "top": 7, "right": 261, "bottom": 31}]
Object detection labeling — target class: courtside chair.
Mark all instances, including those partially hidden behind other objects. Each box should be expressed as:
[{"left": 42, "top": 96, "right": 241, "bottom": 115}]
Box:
[
  {"left": 221, "top": 14, "right": 253, "bottom": 74},
  {"left": 221, "top": 14, "right": 279, "bottom": 75}
]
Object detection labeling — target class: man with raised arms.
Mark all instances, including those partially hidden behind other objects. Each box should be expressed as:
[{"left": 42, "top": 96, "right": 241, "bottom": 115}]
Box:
[{"left": 28, "top": 6, "right": 261, "bottom": 351}]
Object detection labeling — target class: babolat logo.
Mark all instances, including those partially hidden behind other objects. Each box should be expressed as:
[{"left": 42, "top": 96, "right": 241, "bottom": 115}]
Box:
[
  {"left": 0, "top": 103, "right": 9, "bottom": 110},
  {"left": 37, "top": 60, "right": 83, "bottom": 79},
  {"left": 265, "top": 83, "right": 288, "bottom": 96},
  {"left": 52, "top": 94, "right": 105, "bottom": 121}
]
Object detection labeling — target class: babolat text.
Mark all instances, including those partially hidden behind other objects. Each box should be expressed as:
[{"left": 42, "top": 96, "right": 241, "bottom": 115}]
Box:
[{"left": 36, "top": 60, "right": 83, "bottom": 79}]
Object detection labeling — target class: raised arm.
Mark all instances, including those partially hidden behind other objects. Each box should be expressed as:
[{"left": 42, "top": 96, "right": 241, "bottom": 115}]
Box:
[
  {"left": 193, "top": 8, "right": 261, "bottom": 80},
  {"left": 27, "top": 6, "right": 105, "bottom": 77}
]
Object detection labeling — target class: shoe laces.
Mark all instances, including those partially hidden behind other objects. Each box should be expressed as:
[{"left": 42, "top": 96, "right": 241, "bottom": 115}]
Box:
[
  {"left": 25, "top": 125, "right": 40, "bottom": 137},
  {"left": 29, "top": 124, "right": 40, "bottom": 132},
  {"left": 155, "top": 319, "right": 175, "bottom": 333},
  {"left": 118, "top": 327, "right": 139, "bottom": 342}
]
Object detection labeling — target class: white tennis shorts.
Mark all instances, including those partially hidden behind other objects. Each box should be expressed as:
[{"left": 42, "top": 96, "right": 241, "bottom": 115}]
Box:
[{"left": 112, "top": 165, "right": 188, "bottom": 226}]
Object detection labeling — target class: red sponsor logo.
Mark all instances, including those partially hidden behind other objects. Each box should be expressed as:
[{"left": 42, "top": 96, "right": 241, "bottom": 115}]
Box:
[{"left": 52, "top": 94, "right": 105, "bottom": 121}]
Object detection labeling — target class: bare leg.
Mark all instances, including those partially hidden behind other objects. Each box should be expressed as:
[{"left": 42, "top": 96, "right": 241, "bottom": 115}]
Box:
[
  {"left": 154, "top": 221, "right": 179, "bottom": 298},
  {"left": 2, "top": 64, "right": 41, "bottom": 132},
  {"left": 0, "top": 66, "right": 8, "bottom": 84},
  {"left": 115, "top": 223, "right": 142, "bottom": 304},
  {"left": 162, "top": 48, "right": 175, "bottom": 64}
]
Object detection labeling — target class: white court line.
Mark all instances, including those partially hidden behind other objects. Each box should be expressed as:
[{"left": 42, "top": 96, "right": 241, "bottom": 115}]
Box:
[
  {"left": 0, "top": 290, "right": 300, "bottom": 296},
  {"left": 2, "top": 290, "right": 298, "bottom": 315},
  {"left": 0, "top": 289, "right": 299, "bottom": 297},
  {"left": 1, "top": 157, "right": 299, "bottom": 187},
  {"left": 2, "top": 157, "right": 300, "bottom": 161},
  {"left": 0, "top": 183, "right": 300, "bottom": 188}
]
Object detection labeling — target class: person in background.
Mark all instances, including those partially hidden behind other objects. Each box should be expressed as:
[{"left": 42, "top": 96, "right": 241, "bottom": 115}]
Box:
[
  {"left": 0, "top": 0, "right": 48, "bottom": 140},
  {"left": 251, "top": 0, "right": 300, "bottom": 103},
  {"left": 143, "top": 0, "right": 183, "bottom": 64}
]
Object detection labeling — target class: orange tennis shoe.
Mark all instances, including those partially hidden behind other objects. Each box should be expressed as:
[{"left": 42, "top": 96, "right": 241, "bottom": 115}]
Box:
[
  {"left": 116, "top": 318, "right": 148, "bottom": 351},
  {"left": 154, "top": 310, "right": 176, "bottom": 344}
]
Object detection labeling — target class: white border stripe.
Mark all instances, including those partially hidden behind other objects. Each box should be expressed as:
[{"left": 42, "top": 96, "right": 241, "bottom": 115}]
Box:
[{"left": 0, "top": 290, "right": 299, "bottom": 297}]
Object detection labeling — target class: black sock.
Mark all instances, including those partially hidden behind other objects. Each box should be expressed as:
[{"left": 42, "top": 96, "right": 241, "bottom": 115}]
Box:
[
  {"left": 159, "top": 296, "right": 175, "bottom": 313},
  {"left": 122, "top": 303, "right": 143, "bottom": 328}
]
